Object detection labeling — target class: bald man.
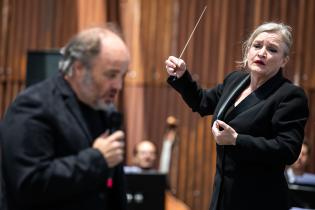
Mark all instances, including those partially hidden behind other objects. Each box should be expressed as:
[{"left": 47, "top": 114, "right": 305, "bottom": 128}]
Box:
[
  {"left": 134, "top": 141, "right": 157, "bottom": 170},
  {"left": 125, "top": 140, "right": 157, "bottom": 173}
]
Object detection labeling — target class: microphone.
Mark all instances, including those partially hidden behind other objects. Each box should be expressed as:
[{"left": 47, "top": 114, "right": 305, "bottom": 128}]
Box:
[
  {"left": 105, "top": 104, "right": 123, "bottom": 188},
  {"left": 108, "top": 111, "right": 123, "bottom": 134},
  {"left": 105, "top": 104, "right": 122, "bottom": 132}
]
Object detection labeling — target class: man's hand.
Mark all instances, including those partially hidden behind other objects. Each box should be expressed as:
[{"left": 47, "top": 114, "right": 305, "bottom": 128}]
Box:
[{"left": 93, "top": 130, "right": 125, "bottom": 168}]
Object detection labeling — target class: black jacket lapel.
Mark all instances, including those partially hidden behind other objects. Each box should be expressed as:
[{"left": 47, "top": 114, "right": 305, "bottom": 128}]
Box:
[
  {"left": 225, "top": 70, "right": 286, "bottom": 122},
  {"left": 55, "top": 74, "right": 92, "bottom": 141},
  {"left": 216, "top": 74, "right": 250, "bottom": 120}
]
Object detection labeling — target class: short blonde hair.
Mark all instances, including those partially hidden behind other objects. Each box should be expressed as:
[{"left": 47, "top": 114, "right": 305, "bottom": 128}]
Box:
[{"left": 239, "top": 22, "right": 292, "bottom": 69}]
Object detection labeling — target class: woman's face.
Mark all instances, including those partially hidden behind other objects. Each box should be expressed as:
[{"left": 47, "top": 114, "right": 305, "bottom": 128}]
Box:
[{"left": 247, "top": 32, "right": 289, "bottom": 80}]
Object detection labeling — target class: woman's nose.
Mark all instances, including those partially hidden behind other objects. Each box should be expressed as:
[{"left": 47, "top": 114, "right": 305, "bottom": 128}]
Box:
[{"left": 258, "top": 47, "right": 267, "bottom": 57}]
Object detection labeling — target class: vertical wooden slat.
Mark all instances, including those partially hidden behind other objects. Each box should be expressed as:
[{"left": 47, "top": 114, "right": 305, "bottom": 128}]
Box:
[
  {"left": 177, "top": 104, "right": 190, "bottom": 200},
  {"left": 0, "top": 0, "right": 9, "bottom": 118},
  {"left": 200, "top": 0, "right": 211, "bottom": 86},
  {"left": 184, "top": 0, "right": 196, "bottom": 70},
  {"left": 177, "top": 0, "right": 189, "bottom": 62},
  {"left": 253, "top": 0, "right": 262, "bottom": 26},
  {"left": 303, "top": 0, "right": 315, "bottom": 88},
  {"left": 217, "top": 0, "right": 228, "bottom": 81},
  {"left": 192, "top": 118, "right": 205, "bottom": 209},
  {"left": 292, "top": 0, "right": 305, "bottom": 85},
  {"left": 185, "top": 114, "right": 196, "bottom": 205},
  {"left": 203, "top": 115, "right": 215, "bottom": 209},
  {"left": 280, "top": 0, "right": 288, "bottom": 20},
  {"left": 3, "top": 0, "right": 15, "bottom": 110}
]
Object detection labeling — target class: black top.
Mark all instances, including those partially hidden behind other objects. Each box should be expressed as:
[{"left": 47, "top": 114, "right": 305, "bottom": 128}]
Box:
[
  {"left": 78, "top": 101, "right": 107, "bottom": 140},
  {"left": 1, "top": 73, "right": 127, "bottom": 210}
]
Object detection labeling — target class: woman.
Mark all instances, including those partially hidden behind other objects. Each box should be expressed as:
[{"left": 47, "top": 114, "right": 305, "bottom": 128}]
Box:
[{"left": 165, "top": 22, "right": 309, "bottom": 210}]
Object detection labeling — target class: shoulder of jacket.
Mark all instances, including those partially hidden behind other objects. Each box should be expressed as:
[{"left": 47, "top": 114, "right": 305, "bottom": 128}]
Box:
[{"left": 224, "top": 70, "right": 248, "bottom": 81}]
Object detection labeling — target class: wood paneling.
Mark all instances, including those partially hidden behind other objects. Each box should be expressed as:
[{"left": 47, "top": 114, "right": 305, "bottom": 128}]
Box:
[{"left": 1, "top": 1, "right": 315, "bottom": 210}]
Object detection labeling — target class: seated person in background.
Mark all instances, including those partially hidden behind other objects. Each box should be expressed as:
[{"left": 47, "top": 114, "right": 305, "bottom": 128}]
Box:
[
  {"left": 286, "top": 142, "right": 315, "bottom": 186},
  {"left": 124, "top": 140, "right": 157, "bottom": 173},
  {"left": 125, "top": 139, "right": 191, "bottom": 210}
]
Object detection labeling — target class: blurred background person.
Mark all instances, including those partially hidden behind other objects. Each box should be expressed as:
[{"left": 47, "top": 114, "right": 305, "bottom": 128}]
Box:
[
  {"left": 286, "top": 142, "right": 315, "bottom": 186},
  {"left": 124, "top": 140, "right": 157, "bottom": 173},
  {"left": 124, "top": 137, "right": 190, "bottom": 210}
]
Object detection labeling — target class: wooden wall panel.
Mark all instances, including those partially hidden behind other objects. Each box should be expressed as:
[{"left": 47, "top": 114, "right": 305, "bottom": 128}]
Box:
[{"left": 1, "top": 1, "right": 315, "bottom": 210}]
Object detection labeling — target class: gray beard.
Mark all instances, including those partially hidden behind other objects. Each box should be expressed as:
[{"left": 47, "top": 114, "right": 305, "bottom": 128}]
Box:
[{"left": 94, "top": 102, "right": 115, "bottom": 112}]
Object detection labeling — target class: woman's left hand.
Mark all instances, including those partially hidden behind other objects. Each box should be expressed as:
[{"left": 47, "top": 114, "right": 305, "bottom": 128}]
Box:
[{"left": 211, "top": 120, "right": 238, "bottom": 146}]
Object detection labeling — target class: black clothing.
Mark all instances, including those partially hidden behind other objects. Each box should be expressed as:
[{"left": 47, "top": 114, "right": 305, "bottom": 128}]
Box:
[
  {"left": 1, "top": 73, "right": 127, "bottom": 210},
  {"left": 168, "top": 70, "right": 309, "bottom": 210}
]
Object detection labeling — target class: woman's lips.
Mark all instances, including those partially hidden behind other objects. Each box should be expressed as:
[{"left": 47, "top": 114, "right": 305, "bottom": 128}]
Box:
[{"left": 254, "top": 60, "right": 265, "bottom": 65}]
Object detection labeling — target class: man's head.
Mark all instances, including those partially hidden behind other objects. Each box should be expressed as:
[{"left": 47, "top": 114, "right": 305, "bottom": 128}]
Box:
[
  {"left": 133, "top": 140, "right": 157, "bottom": 170},
  {"left": 291, "top": 142, "right": 311, "bottom": 175},
  {"left": 61, "top": 26, "right": 130, "bottom": 111}
]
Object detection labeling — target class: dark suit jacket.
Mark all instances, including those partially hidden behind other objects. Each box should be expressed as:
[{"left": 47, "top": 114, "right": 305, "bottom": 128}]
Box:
[
  {"left": 168, "top": 70, "right": 309, "bottom": 210},
  {"left": 1, "top": 121, "right": 8, "bottom": 210},
  {"left": 1, "top": 73, "right": 127, "bottom": 210}
]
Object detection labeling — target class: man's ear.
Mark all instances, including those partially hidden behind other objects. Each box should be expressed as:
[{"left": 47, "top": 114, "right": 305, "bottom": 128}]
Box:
[{"left": 72, "top": 60, "right": 85, "bottom": 76}]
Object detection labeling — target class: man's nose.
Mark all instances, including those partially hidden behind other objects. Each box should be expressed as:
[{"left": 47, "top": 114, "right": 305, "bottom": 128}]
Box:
[{"left": 112, "top": 78, "right": 123, "bottom": 90}]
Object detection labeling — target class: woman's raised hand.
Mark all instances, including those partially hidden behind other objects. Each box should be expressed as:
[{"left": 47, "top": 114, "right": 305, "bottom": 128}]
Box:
[{"left": 165, "top": 56, "right": 186, "bottom": 78}]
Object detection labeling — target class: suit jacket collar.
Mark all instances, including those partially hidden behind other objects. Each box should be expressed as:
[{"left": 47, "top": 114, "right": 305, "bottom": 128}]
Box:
[
  {"left": 216, "top": 73, "right": 250, "bottom": 120},
  {"left": 224, "top": 70, "right": 286, "bottom": 122},
  {"left": 54, "top": 73, "right": 92, "bottom": 141}
]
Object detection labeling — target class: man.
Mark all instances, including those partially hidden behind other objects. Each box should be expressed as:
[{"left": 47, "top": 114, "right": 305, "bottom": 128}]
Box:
[
  {"left": 1, "top": 26, "right": 130, "bottom": 210},
  {"left": 286, "top": 142, "right": 315, "bottom": 209},
  {"left": 286, "top": 142, "right": 315, "bottom": 186},
  {"left": 124, "top": 140, "right": 157, "bottom": 173},
  {"left": 124, "top": 140, "right": 191, "bottom": 210}
]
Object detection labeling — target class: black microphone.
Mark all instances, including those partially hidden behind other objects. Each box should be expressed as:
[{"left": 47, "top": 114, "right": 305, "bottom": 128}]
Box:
[
  {"left": 106, "top": 104, "right": 123, "bottom": 133},
  {"left": 105, "top": 105, "right": 123, "bottom": 188},
  {"left": 108, "top": 111, "right": 123, "bottom": 134}
]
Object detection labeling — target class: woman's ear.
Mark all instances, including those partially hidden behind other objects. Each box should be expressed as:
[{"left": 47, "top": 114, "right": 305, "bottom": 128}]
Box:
[{"left": 281, "top": 56, "right": 289, "bottom": 68}]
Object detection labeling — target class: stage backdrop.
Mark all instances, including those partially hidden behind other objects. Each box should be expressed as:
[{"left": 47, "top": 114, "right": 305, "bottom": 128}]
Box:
[{"left": 1, "top": 0, "right": 315, "bottom": 209}]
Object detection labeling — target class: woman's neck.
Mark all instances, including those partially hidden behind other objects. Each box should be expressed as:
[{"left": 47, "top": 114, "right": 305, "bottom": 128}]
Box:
[{"left": 249, "top": 69, "right": 280, "bottom": 89}]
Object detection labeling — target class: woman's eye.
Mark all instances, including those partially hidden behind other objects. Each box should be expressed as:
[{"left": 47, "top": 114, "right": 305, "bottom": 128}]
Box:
[
  {"left": 268, "top": 48, "right": 278, "bottom": 53},
  {"left": 253, "top": 44, "right": 261, "bottom": 48}
]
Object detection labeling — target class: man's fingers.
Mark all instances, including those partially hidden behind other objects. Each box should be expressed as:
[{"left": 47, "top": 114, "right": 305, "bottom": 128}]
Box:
[
  {"left": 102, "top": 130, "right": 124, "bottom": 142},
  {"left": 100, "top": 130, "right": 110, "bottom": 138}
]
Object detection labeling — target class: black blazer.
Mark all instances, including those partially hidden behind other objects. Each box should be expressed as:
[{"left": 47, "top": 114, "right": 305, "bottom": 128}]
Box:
[
  {"left": 168, "top": 70, "right": 309, "bottom": 210},
  {"left": 1, "top": 121, "right": 8, "bottom": 210},
  {"left": 1, "top": 73, "right": 127, "bottom": 210}
]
